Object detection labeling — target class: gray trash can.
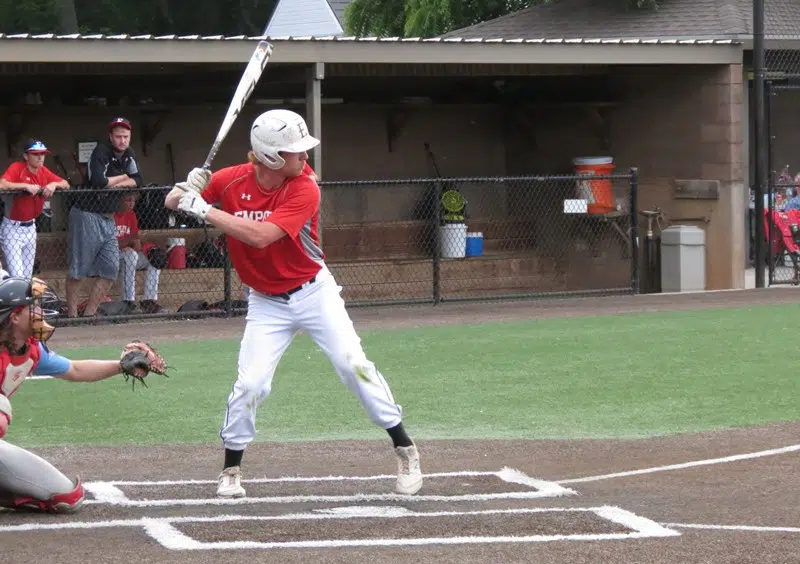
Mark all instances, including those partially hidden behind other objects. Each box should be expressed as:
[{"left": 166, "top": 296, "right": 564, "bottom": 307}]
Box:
[{"left": 660, "top": 225, "right": 706, "bottom": 292}]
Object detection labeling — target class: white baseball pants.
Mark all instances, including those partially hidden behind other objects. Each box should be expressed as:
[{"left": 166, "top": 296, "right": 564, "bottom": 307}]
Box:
[
  {"left": 119, "top": 248, "right": 160, "bottom": 301},
  {"left": 220, "top": 267, "right": 404, "bottom": 451},
  {"left": 0, "top": 218, "right": 36, "bottom": 279}
]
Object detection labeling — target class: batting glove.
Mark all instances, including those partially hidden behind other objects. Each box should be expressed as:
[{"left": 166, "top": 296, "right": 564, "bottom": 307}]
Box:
[
  {"left": 178, "top": 191, "right": 212, "bottom": 220},
  {"left": 186, "top": 167, "right": 211, "bottom": 193}
]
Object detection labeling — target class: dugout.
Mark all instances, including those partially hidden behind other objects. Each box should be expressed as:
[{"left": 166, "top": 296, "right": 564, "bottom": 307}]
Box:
[{"left": 0, "top": 34, "right": 746, "bottom": 303}]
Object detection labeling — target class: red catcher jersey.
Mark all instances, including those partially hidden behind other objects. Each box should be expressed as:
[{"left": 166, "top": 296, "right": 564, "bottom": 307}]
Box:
[
  {"left": 0, "top": 337, "right": 42, "bottom": 398},
  {"left": 1, "top": 161, "right": 64, "bottom": 221},
  {"left": 113, "top": 210, "right": 139, "bottom": 240},
  {"left": 201, "top": 162, "right": 324, "bottom": 294}
]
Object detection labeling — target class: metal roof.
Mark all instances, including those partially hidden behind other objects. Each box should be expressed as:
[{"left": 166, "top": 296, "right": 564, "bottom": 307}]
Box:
[
  {"left": 0, "top": 33, "right": 742, "bottom": 66},
  {"left": 0, "top": 33, "right": 739, "bottom": 45},
  {"left": 264, "top": 0, "right": 344, "bottom": 38}
]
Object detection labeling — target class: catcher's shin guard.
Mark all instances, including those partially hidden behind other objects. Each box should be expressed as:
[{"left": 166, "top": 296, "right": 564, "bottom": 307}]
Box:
[{"left": 11, "top": 478, "right": 85, "bottom": 514}]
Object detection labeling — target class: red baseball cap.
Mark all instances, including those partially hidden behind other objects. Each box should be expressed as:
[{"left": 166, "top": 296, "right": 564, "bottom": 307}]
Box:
[
  {"left": 24, "top": 139, "right": 50, "bottom": 154},
  {"left": 108, "top": 117, "right": 131, "bottom": 131}
]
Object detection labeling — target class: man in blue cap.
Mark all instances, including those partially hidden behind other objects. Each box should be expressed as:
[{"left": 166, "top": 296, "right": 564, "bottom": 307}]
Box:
[{"left": 0, "top": 139, "right": 69, "bottom": 279}]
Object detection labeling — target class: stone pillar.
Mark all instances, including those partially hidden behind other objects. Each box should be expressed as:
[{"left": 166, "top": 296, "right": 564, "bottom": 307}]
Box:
[{"left": 700, "top": 64, "right": 745, "bottom": 289}]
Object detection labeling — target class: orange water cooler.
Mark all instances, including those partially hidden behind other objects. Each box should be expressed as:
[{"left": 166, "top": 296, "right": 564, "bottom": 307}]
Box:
[{"left": 572, "top": 156, "right": 616, "bottom": 214}]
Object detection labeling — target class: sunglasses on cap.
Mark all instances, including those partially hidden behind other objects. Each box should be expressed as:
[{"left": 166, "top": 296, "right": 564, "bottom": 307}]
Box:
[{"left": 24, "top": 141, "right": 49, "bottom": 154}]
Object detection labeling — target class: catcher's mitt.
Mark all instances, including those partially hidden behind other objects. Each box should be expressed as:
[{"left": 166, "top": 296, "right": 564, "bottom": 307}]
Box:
[{"left": 120, "top": 340, "right": 170, "bottom": 389}]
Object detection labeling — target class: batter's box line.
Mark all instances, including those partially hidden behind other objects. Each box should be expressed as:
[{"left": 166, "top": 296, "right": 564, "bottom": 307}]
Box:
[
  {"left": 0, "top": 506, "right": 680, "bottom": 550},
  {"left": 145, "top": 506, "right": 679, "bottom": 550},
  {"left": 83, "top": 467, "right": 577, "bottom": 507}
]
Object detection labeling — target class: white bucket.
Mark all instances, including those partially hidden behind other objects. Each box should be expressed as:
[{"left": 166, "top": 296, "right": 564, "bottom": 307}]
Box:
[
  {"left": 167, "top": 237, "right": 186, "bottom": 251},
  {"left": 572, "top": 156, "right": 614, "bottom": 167},
  {"left": 439, "top": 223, "right": 467, "bottom": 258}
]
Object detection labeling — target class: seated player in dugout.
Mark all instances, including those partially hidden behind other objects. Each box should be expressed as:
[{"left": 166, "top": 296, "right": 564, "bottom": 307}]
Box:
[
  {"left": 0, "top": 275, "right": 144, "bottom": 513},
  {"left": 113, "top": 191, "right": 166, "bottom": 314}
]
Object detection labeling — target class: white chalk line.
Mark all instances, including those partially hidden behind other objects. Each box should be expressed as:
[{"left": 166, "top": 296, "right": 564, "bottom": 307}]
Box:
[
  {"left": 103, "top": 470, "right": 500, "bottom": 486},
  {"left": 83, "top": 467, "right": 576, "bottom": 507},
  {"left": 664, "top": 523, "right": 800, "bottom": 533},
  {"left": 83, "top": 482, "right": 128, "bottom": 505},
  {"left": 557, "top": 444, "right": 800, "bottom": 484},
  {"left": 0, "top": 505, "right": 679, "bottom": 550},
  {"left": 82, "top": 490, "right": 570, "bottom": 507}
]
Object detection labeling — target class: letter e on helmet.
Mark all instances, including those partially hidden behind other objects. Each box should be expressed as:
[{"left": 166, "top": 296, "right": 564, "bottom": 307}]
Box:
[{"left": 250, "top": 110, "right": 320, "bottom": 170}]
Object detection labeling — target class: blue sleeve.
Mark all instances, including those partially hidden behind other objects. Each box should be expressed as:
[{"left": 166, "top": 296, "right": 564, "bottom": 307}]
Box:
[
  {"left": 32, "top": 343, "right": 72, "bottom": 377},
  {"left": 785, "top": 198, "right": 800, "bottom": 211}
]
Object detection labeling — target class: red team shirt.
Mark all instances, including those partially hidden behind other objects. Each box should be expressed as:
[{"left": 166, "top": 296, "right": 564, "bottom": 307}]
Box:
[
  {"left": 201, "top": 162, "right": 323, "bottom": 294},
  {"left": 1, "top": 161, "right": 64, "bottom": 222},
  {"left": 0, "top": 336, "right": 42, "bottom": 398},
  {"left": 113, "top": 210, "right": 139, "bottom": 241}
]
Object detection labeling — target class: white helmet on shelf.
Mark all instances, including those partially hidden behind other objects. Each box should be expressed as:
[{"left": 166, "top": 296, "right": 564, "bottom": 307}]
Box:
[{"left": 250, "top": 109, "right": 319, "bottom": 170}]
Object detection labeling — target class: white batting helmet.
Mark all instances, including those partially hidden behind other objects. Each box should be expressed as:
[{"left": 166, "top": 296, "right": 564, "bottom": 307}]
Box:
[{"left": 250, "top": 109, "right": 319, "bottom": 170}]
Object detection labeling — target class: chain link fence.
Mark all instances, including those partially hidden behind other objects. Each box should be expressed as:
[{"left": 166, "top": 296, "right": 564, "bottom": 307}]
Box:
[
  {"left": 3, "top": 185, "right": 239, "bottom": 325},
  {"left": 321, "top": 171, "right": 639, "bottom": 306},
  {"left": 0, "top": 169, "right": 639, "bottom": 325},
  {"left": 762, "top": 6, "right": 800, "bottom": 285}
]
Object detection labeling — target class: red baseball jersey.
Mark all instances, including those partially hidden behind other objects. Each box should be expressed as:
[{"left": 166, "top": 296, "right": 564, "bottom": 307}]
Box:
[
  {"left": 0, "top": 337, "right": 42, "bottom": 398},
  {"left": 1, "top": 161, "right": 64, "bottom": 221},
  {"left": 201, "top": 162, "right": 323, "bottom": 294},
  {"left": 113, "top": 210, "right": 139, "bottom": 240}
]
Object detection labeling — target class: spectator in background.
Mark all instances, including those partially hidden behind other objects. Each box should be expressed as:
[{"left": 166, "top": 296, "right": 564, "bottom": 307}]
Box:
[
  {"left": 783, "top": 190, "right": 800, "bottom": 211},
  {"left": 0, "top": 140, "right": 69, "bottom": 278},
  {"left": 113, "top": 192, "right": 165, "bottom": 314},
  {"left": 66, "top": 117, "right": 142, "bottom": 318}
]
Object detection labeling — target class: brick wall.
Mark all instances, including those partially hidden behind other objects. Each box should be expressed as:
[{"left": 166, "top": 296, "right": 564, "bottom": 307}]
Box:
[{"left": 609, "top": 64, "right": 745, "bottom": 290}]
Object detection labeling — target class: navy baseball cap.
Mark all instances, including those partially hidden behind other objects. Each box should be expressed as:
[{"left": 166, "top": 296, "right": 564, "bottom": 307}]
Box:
[
  {"left": 24, "top": 140, "right": 49, "bottom": 154},
  {"left": 108, "top": 117, "right": 131, "bottom": 131}
]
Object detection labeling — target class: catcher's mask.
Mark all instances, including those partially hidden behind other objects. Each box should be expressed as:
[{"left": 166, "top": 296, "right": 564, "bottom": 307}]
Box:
[{"left": 0, "top": 276, "right": 60, "bottom": 343}]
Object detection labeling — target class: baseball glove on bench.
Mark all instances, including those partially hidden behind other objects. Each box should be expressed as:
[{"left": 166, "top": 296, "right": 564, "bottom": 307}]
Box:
[{"left": 120, "top": 341, "right": 170, "bottom": 389}]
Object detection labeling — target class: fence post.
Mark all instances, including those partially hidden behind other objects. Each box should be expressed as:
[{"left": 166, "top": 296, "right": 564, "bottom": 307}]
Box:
[
  {"left": 629, "top": 167, "right": 640, "bottom": 294},
  {"left": 432, "top": 180, "right": 442, "bottom": 305},
  {"left": 223, "top": 239, "right": 232, "bottom": 317}
]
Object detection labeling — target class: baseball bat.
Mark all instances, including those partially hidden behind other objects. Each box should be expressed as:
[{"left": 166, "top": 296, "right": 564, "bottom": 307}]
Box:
[{"left": 202, "top": 40, "right": 273, "bottom": 170}]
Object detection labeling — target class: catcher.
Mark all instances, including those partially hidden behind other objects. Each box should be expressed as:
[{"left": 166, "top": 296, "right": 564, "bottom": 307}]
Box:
[{"left": 0, "top": 275, "right": 168, "bottom": 513}]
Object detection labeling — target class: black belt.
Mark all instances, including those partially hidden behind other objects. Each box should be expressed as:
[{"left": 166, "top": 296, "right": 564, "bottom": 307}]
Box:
[
  {"left": 268, "top": 276, "right": 316, "bottom": 300},
  {"left": 9, "top": 220, "right": 34, "bottom": 227}
]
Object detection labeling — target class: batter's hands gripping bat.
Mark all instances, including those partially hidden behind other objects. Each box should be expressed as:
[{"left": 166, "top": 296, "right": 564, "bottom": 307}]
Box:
[{"left": 202, "top": 40, "right": 273, "bottom": 171}]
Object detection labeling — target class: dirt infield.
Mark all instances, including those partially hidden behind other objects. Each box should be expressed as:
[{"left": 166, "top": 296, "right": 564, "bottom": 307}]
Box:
[
  {"left": 3, "top": 287, "right": 799, "bottom": 563},
  {"left": 3, "top": 423, "right": 798, "bottom": 563}
]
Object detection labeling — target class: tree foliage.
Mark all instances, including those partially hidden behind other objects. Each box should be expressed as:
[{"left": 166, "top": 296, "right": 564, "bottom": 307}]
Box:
[
  {"left": 0, "top": 0, "right": 278, "bottom": 35},
  {"left": 344, "top": 0, "right": 660, "bottom": 38},
  {"left": 0, "top": 0, "right": 660, "bottom": 38}
]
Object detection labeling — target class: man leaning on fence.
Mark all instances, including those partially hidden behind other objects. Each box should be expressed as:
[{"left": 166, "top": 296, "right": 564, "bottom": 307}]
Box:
[
  {"left": 66, "top": 117, "right": 142, "bottom": 318},
  {"left": 0, "top": 140, "right": 68, "bottom": 279}
]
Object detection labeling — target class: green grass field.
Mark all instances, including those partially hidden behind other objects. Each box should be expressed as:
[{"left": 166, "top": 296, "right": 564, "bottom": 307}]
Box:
[{"left": 7, "top": 303, "right": 800, "bottom": 447}]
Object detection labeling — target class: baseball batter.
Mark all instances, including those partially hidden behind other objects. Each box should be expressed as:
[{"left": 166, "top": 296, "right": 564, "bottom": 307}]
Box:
[
  {"left": 0, "top": 275, "right": 169, "bottom": 513},
  {"left": 165, "top": 109, "right": 422, "bottom": 498}
]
